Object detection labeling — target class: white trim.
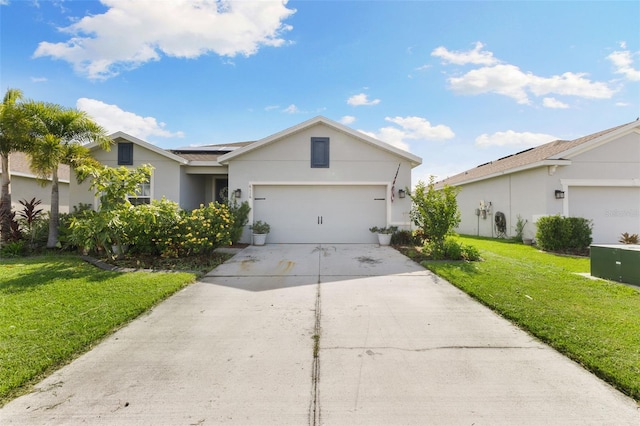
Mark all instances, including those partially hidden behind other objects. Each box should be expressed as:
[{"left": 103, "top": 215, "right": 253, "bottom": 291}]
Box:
[
  {"left": 560, "top": 178, "right": 640, "bottom": 187},
  {"left": 247, "top": 181, "right": 391, "bottom": 229},
  {"left": 5, "top": 171, "right": 70, "bottom": 184},
  {"left": 448, "top": 159, "right": 571, "bottom": 187},
  {"left": 550, "top": 123, "right": 640, "bottom": 160},
  {"left": 219, "top": 116, "right": 422, "bottom": 167},
  {"left": 88, "top": 132, "right": 189, "bottom": 165}
]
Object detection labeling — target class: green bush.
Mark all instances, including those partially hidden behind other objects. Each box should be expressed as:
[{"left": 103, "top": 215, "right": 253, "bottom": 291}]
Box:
[
  {"left": 125, "top": 199, "right": 182, "bottom": 255},
  {"left": 228, "top": 200, "right": 250, "bottom": 244},
  {"left": 536, "top": 215, "right": 592, "bottom": 253},
  {"left": 422, "top": 237, "right": 481, "bottom": 261},
  {"left": 0, "top": 240, "right": 26, "bottom": 257}
]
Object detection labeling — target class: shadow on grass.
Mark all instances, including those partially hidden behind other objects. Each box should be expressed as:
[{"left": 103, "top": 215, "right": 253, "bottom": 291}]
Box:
[{"left": 0, "top": 258, "right": 123, "bottom": 295}]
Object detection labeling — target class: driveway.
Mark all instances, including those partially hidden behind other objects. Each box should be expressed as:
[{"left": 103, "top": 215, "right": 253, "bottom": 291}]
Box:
[{"left": 1, "top": 244, "right": 638, "bottom": 425}]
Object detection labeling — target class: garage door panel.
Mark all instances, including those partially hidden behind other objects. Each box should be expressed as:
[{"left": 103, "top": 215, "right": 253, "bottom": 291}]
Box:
[
  {"left": 253, "top": 185, "right": 386, "bottom": 243},
  {"left": 570, "top": 187, "right": 640, "bottom": 244}
]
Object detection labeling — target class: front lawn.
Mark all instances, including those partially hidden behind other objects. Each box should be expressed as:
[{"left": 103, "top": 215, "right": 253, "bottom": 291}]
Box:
[
  {"left": 0, "top": 255, "right": 197, "bottom": 405},
  {"left": 403, "top": 236, "right": 640, "bottom": 401}
]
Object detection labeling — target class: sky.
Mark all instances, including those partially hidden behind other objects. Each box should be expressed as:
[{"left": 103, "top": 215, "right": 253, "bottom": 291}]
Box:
[{"left": 1, "top": 0, "right": 639, "bottom": 183}]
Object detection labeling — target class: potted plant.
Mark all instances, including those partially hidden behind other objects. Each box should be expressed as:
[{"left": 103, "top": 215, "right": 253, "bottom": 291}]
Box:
[
  {"left": 250, "top": 220, "right": 271, "bottom": 246},
  {"left": 369, "top": 226, "right": 398, "bottom": 246}
]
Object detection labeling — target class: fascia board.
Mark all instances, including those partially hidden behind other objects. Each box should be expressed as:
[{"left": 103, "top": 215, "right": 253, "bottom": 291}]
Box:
[{"left": 447, "top": 159, "right": 571, "bottom": 187}]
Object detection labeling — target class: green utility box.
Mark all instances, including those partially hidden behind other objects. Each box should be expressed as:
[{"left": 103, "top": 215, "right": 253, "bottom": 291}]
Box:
[{"left": 590, "top": 245, "right": 640, "bottom": 286}]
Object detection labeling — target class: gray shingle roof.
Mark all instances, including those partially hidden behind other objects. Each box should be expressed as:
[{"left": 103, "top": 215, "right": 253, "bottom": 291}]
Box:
[{"left": 437, "top": 121, "right": 636, "bottom": 186}]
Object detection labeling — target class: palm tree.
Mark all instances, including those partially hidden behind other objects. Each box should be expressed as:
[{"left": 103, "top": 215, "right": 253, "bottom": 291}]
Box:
[
  {"left": 0, "top": 88, "right": 32, "bottom": 244},
  {"left": 23, "top": 101, "right": 110, "bottom": 248}
]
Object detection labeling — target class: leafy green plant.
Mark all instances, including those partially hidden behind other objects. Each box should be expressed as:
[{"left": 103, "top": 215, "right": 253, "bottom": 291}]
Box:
[
  {"left": 513, "top": 214, "right": 527, "bottom": 241},
  {"left": 17, "top": 198, "right": 44, "bottom": 249},
  {"left": 410, "top": 176, "right": 461, "bottom": 253},
  {"left": 619, "top": 232, "right": 639, "bottom": 244},
  {"left": 0, "top": 240, "right": 25, "bottom": 257},
  {"left": 369, "top": 225, "right": 398, "bottom": 234},
  {"left": 76, "top": 164, "right": 153, "bottom": 211},
  {"left": 227, "top": 199, "right": 250, "bottom": 244},
  {"left": 421, "top": 236, "right": 481, "bottom": 261},
  {"left": 390, "top": 229, "right": 419, "bottom": 245},
  {"left": 250, "top": 220, "right": 270, "bottom": 234},
  {"left": 536, "top": 215, "right": 592, "bottom": 254}
]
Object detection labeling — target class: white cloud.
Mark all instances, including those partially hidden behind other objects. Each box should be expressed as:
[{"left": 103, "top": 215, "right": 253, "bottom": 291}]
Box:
[
  {"left": 283, "top": 104, "right": 299, "bottom": 114},
  {"left": 77, "top": 98, "right": 184, "bottom": 139},
  {"left": 360, "top": 116, "right": 454, "bottom": 151},
  {"left": 542, "top": 97, "right": 569, "bottom": 109},
  {"left": 264, "top": 105, "right": 280, "bottom": 111},
  {"left": 607, "top": 48, "right": 640, "bottom": 81},
  {"left": 449, "top": 64, "right": 614, "bottom": 104},
  {"left": 339, "top": 115, "right": 356, "bottom": 125},
  {"left": 34, "top": 0, "right": 296, "bottom": 80},
  {"left": 615, "top": 102, "right": 631, "bottom": 107},
  {"left": 347, "top": 93, "right": 381, "bottom": 106},
  {"left": 431, "top": 41, "right": 498, "bottom": 66},
  {"left": 475, "top": 130, "right": 557, "bottom": 148},
  {"left": 437, "top": 42, "right": 615, "bottom": 105},
  {"left": 30, "top": 76, "right": 48, "bottom": 83}
]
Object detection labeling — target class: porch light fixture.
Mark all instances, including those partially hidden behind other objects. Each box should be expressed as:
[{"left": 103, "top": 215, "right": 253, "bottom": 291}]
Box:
[
  {"left": 398, "top": 189, "right": 406, "bottom": 198},
  {"left": 234, "top": 188, "right": 242, "bottom": 199},
  {"left": 554, "top": 190, "right": 565, "bottom": 199}
]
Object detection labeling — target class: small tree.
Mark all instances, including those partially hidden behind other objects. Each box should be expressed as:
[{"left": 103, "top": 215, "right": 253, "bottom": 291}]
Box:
[
  {"left": 77, "top": 164, "right": 154, "bottom": 211},
  {"left": 410, "top": 176, "right": 461, "bottom": 251}
]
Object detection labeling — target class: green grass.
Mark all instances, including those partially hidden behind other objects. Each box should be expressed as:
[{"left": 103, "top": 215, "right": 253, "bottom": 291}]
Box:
[
  {"left": 0, "top": 255, "right": 196, "bottom": 405},
  {"left": 417, "top": 236, "right": 640, "bottom": 401}
]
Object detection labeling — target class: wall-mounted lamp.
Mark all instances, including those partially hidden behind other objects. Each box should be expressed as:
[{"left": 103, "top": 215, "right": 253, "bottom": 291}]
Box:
[
  {"left": 398, "top": 189, "right": 406, "bottom": 199},
  {"left": 234, "top": 188, "right": 242, "bottom": 199},
  {"left": 554, "top": 190, "right": 565, "bottom": 199}
]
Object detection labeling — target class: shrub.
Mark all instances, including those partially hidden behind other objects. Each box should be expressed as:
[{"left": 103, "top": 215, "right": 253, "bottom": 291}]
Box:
[
  {"left": 0, "top": 240, "right": 25, "bottom": 257},
  {"left": 227, "top": 200, "right": 250, "bottom": 244},
  {"left": 125, "top": 198, "right": 182, "bottom": 255},
  {"left": 619, "top": 232, "right": 639, "bottom": 244},
  {"left": 536, "top": 215, "right": 592, "bottom": 253},
  {"left": 391, "top": 230, "right": 412, "bottom": 245},
  {"left": 410, "top": 177, "right": 461, "bottom": 252},
  {"left": 422, "top": 237, "right": 481, "bottom": 261}
]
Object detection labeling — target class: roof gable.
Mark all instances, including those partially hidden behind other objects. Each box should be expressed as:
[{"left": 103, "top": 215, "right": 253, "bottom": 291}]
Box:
[
  {"left": 88, "top": 132, "right": 189, "bottom": 165},
  {"left": 439, "top": 120, "right": 640, "bottom": 186},
  {"left": 218, "top": 116, "right": 422, "bottom": 167}
]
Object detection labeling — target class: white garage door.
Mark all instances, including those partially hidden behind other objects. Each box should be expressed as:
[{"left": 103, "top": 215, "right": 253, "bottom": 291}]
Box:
[
  {"left": 569, "top": 186, "right": 640, "bottom": 244},
  {"left": 253, "top": 185, "right": 387, "bottom": 243}
]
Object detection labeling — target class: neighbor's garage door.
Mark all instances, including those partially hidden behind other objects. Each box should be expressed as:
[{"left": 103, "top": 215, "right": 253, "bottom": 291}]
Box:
[
  {"left": 569, "top": 186, "right": 640, "bottom": 244},
  {"left": 253, "top": 185, "right": 387, "bottom": 243}
]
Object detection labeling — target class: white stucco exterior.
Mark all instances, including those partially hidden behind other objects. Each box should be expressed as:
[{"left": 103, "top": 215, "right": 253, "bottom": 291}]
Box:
[
  {"left": 70, "top": 117, "right": 422, "bottom": 244},
  {"left": 220, "top": 117, "right": 421, "bottom": 243},
  {"left": 442, "top": 121, "right": 640, "bottom": 244}
]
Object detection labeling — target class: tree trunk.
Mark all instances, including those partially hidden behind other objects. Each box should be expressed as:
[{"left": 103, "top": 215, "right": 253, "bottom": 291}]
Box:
[
  {"left": 47, "top": 168, "right": 60, "bottom": 248},
  {"left": 1, "top": 154, "right": 12, "bottom": 244}
]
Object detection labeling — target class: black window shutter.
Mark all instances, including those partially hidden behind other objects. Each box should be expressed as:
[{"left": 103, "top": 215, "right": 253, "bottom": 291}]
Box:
[
  {"left": 118, "top": 143, "right": 133, "bottom": 165},
  {"left": 311, "top": 137, "right": 329, "bottom": 168}
]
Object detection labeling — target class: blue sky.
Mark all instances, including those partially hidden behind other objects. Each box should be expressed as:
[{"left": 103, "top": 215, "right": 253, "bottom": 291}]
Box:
[{"left": 1, "top": 0, "right": 639, "bottom": 183}]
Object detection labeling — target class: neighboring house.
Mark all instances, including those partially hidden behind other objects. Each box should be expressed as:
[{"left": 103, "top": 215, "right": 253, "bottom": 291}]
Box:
[
  {"left": 437, "top": 120, "right": 640, "bottom": 244},
  {"left": 70, "top": 116, "right": 422, "bottom": 244},
  {"left": 1, "top": 152, "right": 70, "bottom": 214}
]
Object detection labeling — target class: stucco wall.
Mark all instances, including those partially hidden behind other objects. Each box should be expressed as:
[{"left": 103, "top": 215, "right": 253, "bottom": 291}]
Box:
[
  {"left": 8, "top": 175, "right": 69, "bottom": 214},
  {"left": 453, "top": 129, "right": 640, "bottom": 243},
  {"left": 70, "top": 141, "right": 183, "bottom": 208},
  {"left": 227, "top": 122, "right": 414, "bottom": 227}
]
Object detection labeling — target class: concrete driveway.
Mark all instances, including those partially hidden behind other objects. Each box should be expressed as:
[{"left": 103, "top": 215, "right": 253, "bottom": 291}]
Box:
[{"left": 1, "top": 244, "right": 638, "bottom": 425}]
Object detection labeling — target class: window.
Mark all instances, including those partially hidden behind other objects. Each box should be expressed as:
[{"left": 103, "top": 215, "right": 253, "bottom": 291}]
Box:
[
  {"left": 127, "top": 181, "right": 151, "bottom": 205},
  {"left": 311, "top": 137, "right": 330, "bottom": 168},
  {"left": 118, "top": 142, "right": 133, "bottom": 165}
]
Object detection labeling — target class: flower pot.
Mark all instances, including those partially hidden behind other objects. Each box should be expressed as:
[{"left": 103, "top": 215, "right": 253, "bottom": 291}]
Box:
[
  {"left": 253, "top": 233, "right": 267, "bottom": 246},
  {"left": 377, "top": 233, "right": 392, "bottom": 246},
  {"left": 111, "top": 244, "right": 129, "bottom": 257}
]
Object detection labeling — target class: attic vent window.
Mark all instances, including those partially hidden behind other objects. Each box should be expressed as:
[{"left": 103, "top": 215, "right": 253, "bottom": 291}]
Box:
[
  {"left": 311, "top": 137, "right": 330, "bottom": 168},
  {"left": 118, "top": 142, "right": 133, "bottom": 165}
]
